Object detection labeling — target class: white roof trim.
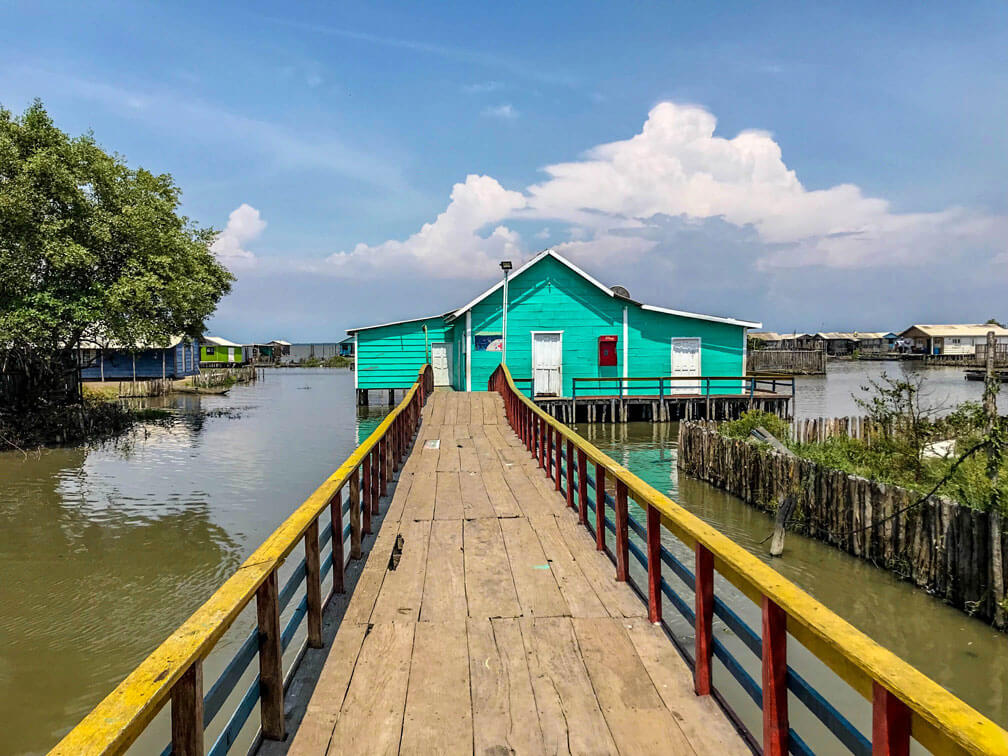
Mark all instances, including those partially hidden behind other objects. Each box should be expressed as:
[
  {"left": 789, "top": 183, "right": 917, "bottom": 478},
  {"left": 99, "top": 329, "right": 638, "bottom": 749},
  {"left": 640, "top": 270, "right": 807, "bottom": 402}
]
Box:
[
  {"left": 641, "top": 305, "right": 761, "bottom": 329},
  {"left": 451, "top": 249, "right": 615, "bottom": 319},
  {"left": 347, "top": 313, "right": 445, "bottom": 334},
  {"left": 203, "top": 336, "right": 243, "bottom": 347}
]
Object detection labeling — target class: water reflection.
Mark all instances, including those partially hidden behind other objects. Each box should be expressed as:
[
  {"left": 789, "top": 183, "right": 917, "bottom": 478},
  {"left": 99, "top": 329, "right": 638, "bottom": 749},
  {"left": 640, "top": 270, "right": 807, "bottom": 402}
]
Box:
[{"left": 794, "top": 360, "right": 985, "bottom": 418}]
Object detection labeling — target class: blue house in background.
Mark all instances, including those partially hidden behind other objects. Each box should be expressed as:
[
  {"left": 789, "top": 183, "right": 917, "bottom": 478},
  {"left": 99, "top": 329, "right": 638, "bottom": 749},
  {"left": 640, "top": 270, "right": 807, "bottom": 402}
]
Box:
[
  {"left": 79, "top": 336, "right": 200, "bottom": 381},
  {"left": 339, "top": 336, "right": 355, "bottom": 358}
]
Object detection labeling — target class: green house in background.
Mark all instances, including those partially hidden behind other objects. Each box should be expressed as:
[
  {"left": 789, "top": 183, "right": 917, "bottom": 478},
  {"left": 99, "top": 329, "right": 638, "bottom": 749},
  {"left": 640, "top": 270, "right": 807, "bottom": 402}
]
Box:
[
  {"left": 200, "top": 336, "right": 246, "bottom": 367},
  {"left": 347, "top": 250, "right": 760, "bottom": 405}
]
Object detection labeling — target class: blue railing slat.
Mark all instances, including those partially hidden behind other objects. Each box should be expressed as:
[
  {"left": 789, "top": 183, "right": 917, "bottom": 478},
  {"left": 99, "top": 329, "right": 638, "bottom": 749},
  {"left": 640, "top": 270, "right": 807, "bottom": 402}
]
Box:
[
  {"left": 712, "top": 597, "right": 761, "bottom": 658},
  {"left": 207, "top": 678, "right": 260, "bottom": 756},
  {"left": 660, "top": 576, "right": 695, "bottom": 624},
  {"left": 659, "top": 543, "right": 695, "bottom": 587},
  {"left": 712, "top": 637, "right": 762, "bottom": 708},
  {"left": 787, "top": 728, "right": 816, "bottom": 756},
  {"left": 202, "top": 630, "right": 259, "bottom": 727},
  {"left": 278, "top": 558, "right": 307, "bottom": 612},
  {"left": 281, "top": 595, "right": 309, "bottom": 651},
  {"left": 788, "top": 669, "right": 871, "bottom": 755}
]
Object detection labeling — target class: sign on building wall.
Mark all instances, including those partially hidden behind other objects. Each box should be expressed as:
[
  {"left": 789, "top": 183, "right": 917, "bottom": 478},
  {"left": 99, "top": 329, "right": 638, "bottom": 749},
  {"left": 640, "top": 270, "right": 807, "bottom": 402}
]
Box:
[{"left": 475, "top": 333, "right": 503, "bottom": 352}]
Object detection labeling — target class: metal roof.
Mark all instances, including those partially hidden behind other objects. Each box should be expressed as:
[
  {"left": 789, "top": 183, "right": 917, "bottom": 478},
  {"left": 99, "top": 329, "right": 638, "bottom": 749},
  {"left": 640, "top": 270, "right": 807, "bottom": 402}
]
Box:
[
  {"left": 202, "top": 336, "right": 243, "bottom": 347},
  {"left": 346, "top": 248, "right": 762, "bottom": 334},
  {"left": 900, "top": 324, "right": 1008, "bottom": 338},
  {"left": 79, "top": 335, "right": 190, "bottom": 350}
]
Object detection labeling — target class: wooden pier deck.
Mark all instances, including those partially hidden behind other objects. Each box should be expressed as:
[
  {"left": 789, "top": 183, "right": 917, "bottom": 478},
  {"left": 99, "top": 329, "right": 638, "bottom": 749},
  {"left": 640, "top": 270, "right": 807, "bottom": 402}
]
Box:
[{"left": 287, "top": 390, "right": 745, "bottom": 755}]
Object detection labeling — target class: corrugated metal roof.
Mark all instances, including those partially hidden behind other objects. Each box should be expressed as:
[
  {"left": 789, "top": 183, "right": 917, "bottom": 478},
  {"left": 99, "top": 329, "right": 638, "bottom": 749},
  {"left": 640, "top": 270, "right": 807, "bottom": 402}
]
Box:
[
  {"left": 79, "top": 335, "right": 189, "bottom": 350},
  {"left": 202, "top": 336, "right": 242, "bottom": 347},
  {"left": 900, "top": 324, "right": 1008, "bottom": 338},
  {"left": 749, "top": 331, "right": 782, "bottom": 341}
]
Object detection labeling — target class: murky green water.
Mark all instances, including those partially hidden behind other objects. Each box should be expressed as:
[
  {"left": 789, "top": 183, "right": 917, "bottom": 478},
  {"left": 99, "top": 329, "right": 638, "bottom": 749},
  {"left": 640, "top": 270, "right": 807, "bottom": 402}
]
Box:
[
  {"left": 1, "top": 363, "right": 1004, "bottom": 754},
  {"left": 0, "top": 369, "right": 385, "bottom": 755},
  {"left": 581, "top": 420, "right": 1008, "bottom": 747}
]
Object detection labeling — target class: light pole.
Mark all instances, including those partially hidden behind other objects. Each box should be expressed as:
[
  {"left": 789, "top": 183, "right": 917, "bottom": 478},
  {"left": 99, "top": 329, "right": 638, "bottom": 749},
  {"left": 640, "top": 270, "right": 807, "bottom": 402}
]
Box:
[{"left": 500, "top": 260, "right": 512, "bottom": 364}]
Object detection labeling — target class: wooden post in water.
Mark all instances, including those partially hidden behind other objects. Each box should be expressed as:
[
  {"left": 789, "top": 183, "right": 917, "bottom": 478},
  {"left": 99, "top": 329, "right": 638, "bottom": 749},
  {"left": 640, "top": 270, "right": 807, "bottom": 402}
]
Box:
[
  {"left": 331, "top": 488, "right": 345, "bottom": 593},
  {"left": 256, "top": 571, "right": 285, "bottom": 741},
  {"left": 694, "top": 544, "right": 713, "bottom": 695},
  {"left": 305, "top": 518, "right": 323, "bottom": 648},
  {"left": 171, "top": 662, "right": 203, "bottom": 756},
  {"left": 350, "top": 469, "right": 362, "bottom": 559}
]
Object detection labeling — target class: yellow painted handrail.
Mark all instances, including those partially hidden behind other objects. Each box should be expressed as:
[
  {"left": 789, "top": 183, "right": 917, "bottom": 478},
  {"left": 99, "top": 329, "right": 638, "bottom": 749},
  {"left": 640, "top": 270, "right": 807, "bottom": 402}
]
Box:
[
  {"left": 495, "top": 363, "right": 1008, "bottom": 755},
  {"left": 52, "top": 365, "right": 433, "bottom": 755}
]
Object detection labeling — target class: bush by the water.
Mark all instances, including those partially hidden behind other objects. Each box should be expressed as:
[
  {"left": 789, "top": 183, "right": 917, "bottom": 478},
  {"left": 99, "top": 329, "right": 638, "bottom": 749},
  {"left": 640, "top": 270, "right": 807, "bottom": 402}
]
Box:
[{"left": 721, "top": 374, "right": 1008, "bottom": 513}]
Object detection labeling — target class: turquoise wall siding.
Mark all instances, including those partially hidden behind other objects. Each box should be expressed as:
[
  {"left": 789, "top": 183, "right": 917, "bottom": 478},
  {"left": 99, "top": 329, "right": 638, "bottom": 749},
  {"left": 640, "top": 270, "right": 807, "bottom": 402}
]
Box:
[
  {"left": 352, "top": 255, "right": 748, "bottom": 395},
  {"left": 468, "top": 255, "right": 745, "bottom": 396},
  {"left": 355, "top": 317, "right": 452, "bottom": 389}
]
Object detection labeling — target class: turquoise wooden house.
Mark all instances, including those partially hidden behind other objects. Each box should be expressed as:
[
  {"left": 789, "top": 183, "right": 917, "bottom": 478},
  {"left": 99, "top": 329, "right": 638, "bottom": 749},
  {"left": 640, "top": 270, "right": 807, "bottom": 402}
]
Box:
[{"left": 347, "top": 250, "right": 761, "bottom": 411}]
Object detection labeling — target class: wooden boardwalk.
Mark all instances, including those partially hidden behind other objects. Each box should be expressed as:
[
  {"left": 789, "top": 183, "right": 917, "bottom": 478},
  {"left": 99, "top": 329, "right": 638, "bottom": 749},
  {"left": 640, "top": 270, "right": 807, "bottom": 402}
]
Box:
[{"left": 287, "top": 390, "right": 745, "bottom": 755}]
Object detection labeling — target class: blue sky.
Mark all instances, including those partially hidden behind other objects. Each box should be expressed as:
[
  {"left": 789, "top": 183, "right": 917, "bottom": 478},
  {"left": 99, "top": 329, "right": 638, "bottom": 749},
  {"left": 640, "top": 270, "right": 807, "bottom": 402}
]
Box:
[{"left": 3, "top": 1, "right": 1007, "bottom": 340}]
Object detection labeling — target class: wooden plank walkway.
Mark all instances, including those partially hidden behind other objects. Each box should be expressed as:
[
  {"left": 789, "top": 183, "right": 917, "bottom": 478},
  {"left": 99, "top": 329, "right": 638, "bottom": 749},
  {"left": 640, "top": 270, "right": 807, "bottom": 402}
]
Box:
[{"left": 288, "top": 390, "right": 746, "bottom": 755}]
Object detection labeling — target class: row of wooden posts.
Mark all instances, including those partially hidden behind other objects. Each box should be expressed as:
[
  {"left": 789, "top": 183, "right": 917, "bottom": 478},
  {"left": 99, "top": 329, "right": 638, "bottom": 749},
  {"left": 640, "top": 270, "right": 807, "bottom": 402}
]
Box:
[
  {"left": 747, "top": 349, "right": 827, "bottom": 375},
  {"left": 163, "top": 367, "right": 434, "bottom": 755},
  {"left": 791, "top": 415, "right": 882, "bottom": 445},
  {"left": 678, "top": 420, "right": 1008, "bottom": 629}
]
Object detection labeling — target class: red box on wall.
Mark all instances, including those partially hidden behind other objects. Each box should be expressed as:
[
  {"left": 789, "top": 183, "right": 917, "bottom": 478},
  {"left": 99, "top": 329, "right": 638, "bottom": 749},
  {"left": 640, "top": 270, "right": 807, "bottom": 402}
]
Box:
[{"left": 598, "top": 335, "right": 618, "bottom": 366}]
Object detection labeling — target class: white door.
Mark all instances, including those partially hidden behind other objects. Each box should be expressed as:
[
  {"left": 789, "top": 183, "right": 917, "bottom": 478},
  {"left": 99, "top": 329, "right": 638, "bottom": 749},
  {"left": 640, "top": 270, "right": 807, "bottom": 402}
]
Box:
[
  {"left": 431, "top": 342, "right": 451, "bottom": 386},
  {"left": 532, "top": 332, "right": 562, "bottom": 396},
  {"left": 227, "top": 347, "right": 236, "bottom": 362},
  {"left": 670, "top": 338, "right": 701, "bottom": 394}
]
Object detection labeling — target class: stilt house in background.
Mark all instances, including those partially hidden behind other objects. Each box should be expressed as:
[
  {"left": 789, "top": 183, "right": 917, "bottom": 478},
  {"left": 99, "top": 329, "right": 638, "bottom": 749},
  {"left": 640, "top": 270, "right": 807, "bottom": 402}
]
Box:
[
  {"left": 79, "top": 336, "right": 200, "bottom": 381},
  {"left": 200, "top": 336, "right": 246, "bottom": 367},
  {"left": 347, "top": 250, "right": 760, "bottom": 403}
]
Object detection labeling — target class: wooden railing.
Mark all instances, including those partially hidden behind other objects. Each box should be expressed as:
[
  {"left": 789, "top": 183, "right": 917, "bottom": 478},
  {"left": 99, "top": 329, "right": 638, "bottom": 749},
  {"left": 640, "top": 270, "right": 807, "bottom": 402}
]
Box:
[
  {"left": 570, "top": 374, "right": 795, "bottom": 400},
  {"left": 53, "top": 364, "right": 434, "bottom": 756},
  {"left": 490, "top": 363, "right": 1008, "bottom": 755}
]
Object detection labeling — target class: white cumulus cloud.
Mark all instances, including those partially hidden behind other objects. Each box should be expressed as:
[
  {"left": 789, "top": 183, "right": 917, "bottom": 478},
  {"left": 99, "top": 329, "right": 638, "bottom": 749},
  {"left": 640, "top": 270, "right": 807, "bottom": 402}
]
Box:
[
  {"left": 326, "top": 175, "right": 526, "bottom": 278},
  {"left": 211, "top": 204, "right": 266, "bottom": 269},
  {"left": 324, "top": 101, "right": 1007, "bottom": 279}
]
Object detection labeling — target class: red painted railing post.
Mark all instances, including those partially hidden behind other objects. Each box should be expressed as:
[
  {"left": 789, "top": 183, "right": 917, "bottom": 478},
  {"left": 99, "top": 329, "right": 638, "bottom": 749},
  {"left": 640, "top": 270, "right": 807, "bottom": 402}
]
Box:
[
  {"left": 554, "top": 431, "right": 563, "bottom": 491},
  {"left": 577, "top": 449, "right": 588, "bottom": 526},
  {"left": 538, "top": 418, "right": 546, "bottom": 469},
  {"left": 872, "top": 682, "right": 911, "bottom": 756},
  {"left": 615, "top": 480, "right": 629, "bottom": 581},
  {"left": 362, "top": 453, "right": 372, "bottom": 535},
  {"left": 331, "top": 488, "right": 344, "bottom": 593},
  {"left": 379, "top": 438, "right": 388, "bottom": 496},
  {"left": 371, "top": 447, "right": 380, "bottom": 515},
  {"left": 646, "top": 504, "right": 662, "bottom": 623},
  {"left": 595, "top": 464, "right": 606, "bottom": 551},
  {"left": 694, "top": 544, "right": 713, "bottom": 695},
  {"left": 565, "top": 440, "right": 575, "bottom": 508},
  {"left": 762, "top": 597, "right": 789, "bottom": 756}
]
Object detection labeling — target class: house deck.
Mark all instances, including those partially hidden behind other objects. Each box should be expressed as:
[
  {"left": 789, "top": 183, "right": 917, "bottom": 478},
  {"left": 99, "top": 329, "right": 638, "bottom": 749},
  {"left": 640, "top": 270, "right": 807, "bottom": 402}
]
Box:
[{"left": 285, "top": 390, "right": 746, "bottom": 755}]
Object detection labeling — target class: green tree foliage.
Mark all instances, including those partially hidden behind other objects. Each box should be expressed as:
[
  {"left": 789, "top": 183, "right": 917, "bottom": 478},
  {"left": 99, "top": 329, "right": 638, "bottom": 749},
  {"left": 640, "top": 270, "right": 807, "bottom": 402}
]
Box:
[{"left": 0, "top": 100, "right": 233, "bottom": 412}]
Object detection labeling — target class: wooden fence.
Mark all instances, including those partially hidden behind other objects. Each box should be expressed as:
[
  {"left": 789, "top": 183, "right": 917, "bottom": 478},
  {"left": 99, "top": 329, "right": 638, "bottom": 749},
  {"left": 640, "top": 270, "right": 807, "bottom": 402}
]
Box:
[
  {"left": 792, "top": 415, "right": 881, "bottom": 444},
  {"left": 747, "top": 349, "right": 826, "bottom": 375},
  {"left": 677, "top": 421, "right": 1007, "bottom": 629}
]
